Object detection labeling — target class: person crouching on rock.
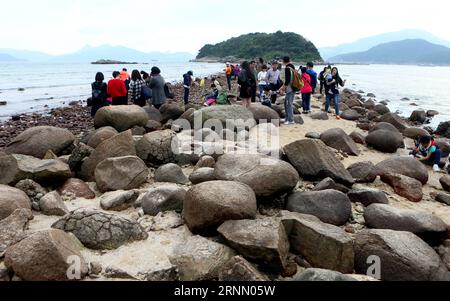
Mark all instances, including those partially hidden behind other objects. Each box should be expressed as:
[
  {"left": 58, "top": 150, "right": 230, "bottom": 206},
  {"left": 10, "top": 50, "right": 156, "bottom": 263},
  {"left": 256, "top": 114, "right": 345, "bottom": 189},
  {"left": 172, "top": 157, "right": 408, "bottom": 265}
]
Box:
[
  {"left": 410, "top": 135, "right": 444, "bottom": 172},
  {"left": 91, "top": 72, "right": 108, "bottom": 117},
  {"left": 107, "top": 71, "right": 128, "bottom": 106}
]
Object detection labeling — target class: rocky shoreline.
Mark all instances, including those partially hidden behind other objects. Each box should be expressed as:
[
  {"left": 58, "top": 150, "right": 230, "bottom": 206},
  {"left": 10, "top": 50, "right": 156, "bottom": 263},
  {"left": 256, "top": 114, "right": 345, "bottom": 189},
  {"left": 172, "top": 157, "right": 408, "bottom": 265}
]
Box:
[{"left": 1, "top": 74, "right": 450, "bottom": 282}]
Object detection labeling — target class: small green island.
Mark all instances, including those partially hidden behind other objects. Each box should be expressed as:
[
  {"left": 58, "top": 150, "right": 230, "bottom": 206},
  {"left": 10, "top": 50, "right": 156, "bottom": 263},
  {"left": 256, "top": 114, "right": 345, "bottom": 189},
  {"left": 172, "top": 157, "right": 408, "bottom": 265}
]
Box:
[
  {"left": 91, "top": 59, "right": 140, "bottom": 65},
  {"left": 196, "top": 31, "right": 323, "bottom": 63}
]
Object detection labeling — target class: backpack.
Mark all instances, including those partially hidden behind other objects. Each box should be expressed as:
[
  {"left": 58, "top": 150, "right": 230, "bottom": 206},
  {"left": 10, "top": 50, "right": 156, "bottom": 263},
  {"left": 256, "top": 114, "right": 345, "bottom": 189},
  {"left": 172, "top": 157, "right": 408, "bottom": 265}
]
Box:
[
  {"left": 141, "top": 85, "right": 152, "bottom": 99},
  {"left": 290, "top": 67, "right": 304, "bottom": 92},
  {"left": 217, "top": 90, "right": 229, "bottom": 105},
  {"left": 164, "top": 84, "right": 174, "bottom": 99}
]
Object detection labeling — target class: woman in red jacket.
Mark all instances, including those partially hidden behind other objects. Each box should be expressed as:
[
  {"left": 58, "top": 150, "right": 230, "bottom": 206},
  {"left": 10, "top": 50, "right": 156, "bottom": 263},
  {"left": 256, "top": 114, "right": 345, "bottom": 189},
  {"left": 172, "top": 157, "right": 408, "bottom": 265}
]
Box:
[
  {"left": 300, "top": 67, "right": 313, "bottom": 114},
  {"left": 107, "top": 71, "right": 128, "bottom": 105}
]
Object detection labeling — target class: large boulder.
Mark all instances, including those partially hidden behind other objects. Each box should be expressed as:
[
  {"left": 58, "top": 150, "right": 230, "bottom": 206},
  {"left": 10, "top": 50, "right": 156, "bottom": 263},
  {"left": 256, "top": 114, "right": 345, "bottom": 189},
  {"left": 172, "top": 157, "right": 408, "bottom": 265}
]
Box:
[
  {"left": 369, "top": 122, "right": 400, "bottom": 134},
  {"left": 140, "top": 185, "right": 187, "bottom": 216},
  {"left": 283, "top": 140, "right": 354, "bottom": 186},
  {"left": 40, "top": 191, "right": 69, "bottom": 216},
  {"left": 168, "top": 235, "right": 235, "bottom": 281},
  {"left": 218, "top": 218, "right": 290, "bottom": 272},
  {"left": 340, "top": 109, "right": 361, "bottom": 121},
  {"left": 403, "top": 127, "right": 430, "bottom": 140},
  {"left": 354, "top": 229, "right": 450, "bottom": 281},
  {"left": 189, "top": 168, "right": 216, "bottom": 184},
  {"left": 214, "top": 154, "right": 299, "bottom": 198},
  {"left": 374, "top": 104, "right": 390, "bottom": 115},
  {"left": 144, "top": 106, "right": 163, "bottom": 122},
  {"left": 183, "top": 181, "right": 257, "bottom": 234},
  {"left": 100, "top": 190, "right": 140, "bottom": 211},
  {"left": 0, "top": 209, "right": 33, "bottom": 256},
  {"left": 294, "top": 269, "right": 356, "bottom": 281},
  {"left": 364, "top": 204, "right": 448, "bottom": 245},
  {"left": 320, "top": 128, "right": 360, "bottom": 156},
  {"left": 218, "top": 256, "right": 268, "bottom": 281},
  {"left": 439, "top": 176, "right": 450, "bottom": 192},
  {"left": 365, "top": 130, "right": 404, "bottom": 153},
  {"left": 379, "top": 113, "right": 408, "bottom": 133},
  {"left": 286, "top": 190, "right": 352, "bottom": 226},
  {"left": 2, "top": 154, "right": 71, "bottom": 186},
  {"left": 436, "top": 121, "right": 450, "bottom": 139},
  {"left": 136, "top": 130, "right": 178, "bottom": 167},
  {"left": 190, "top": 105, "right": 256, "bottom": 128},
  {"left": 15, "top": 179, "right": 47, "bottom": 209},
  {"left": 154, "top": 163, "right": 189, "bottom": 185},
  {"left": 248, "top": 104, "right": 280, "bottom": 124},
  {"left": 95, "top": 156, "right": 149, "bottom": 192},
  {"left": 0, "top": 184, "right": 31, "bottom": 220},
  {"left": 410, "top": 110, "right": 427, "bottom": 123},
  {"left": 4, "top": 229, "right": 88, "bottom": 281},
  {"left": 94, "top": 105, "right": 149, "bottom": 132},
  {"left": 347, "top": 161, "right": 378, "bottom": 183},
  {"left": 80, "top": 130, "right": 136, "bottom": 182},
  {"left": 348, "top": 188, "right": 389, "bottom": 207},
  {"left": 376, "top": 157, "right": 429, "bottom": 185},
  {"left": 0, "top": 152, "right": 19, "bottom": 185},
  {"left": 58, "top": 178, "right": 95, "bottom": 199},
  {"left": 5, "top": 126, "right": 75, "bottom": 159},
  {"left": 281, "top": 211, "right": 354, "bottom": 273},
  {"left": 381, "top": 173, "right": 423, "bottom": 203},
  {"left": 86, "top": 127, "right": 118, "bottom": 149},
  {"left": 52, "top": 208, "right": 148, "bottom": 250},
  {"left": 160, "top": 103, "right": 185, "bottom": 124}
]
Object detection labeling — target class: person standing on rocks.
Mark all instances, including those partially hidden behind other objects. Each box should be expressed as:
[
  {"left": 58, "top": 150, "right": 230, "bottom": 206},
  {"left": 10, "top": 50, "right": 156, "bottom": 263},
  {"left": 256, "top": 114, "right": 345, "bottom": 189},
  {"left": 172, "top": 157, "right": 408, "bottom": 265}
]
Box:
[
  {"left": 238, "top": 61, "right": 256, "bottom": 109},
  {"left": 183, "top": 71, "right": 194, "bottom": 105},
  {"left": 306, "top": 62, "right": 318, "bottom": 94},
  {"left": 107, "top": 71, "right": 128, "bottom": 106},
  {"left": 325, "top": 67, "right": 346, "bottom": 120},
  {"left": 128, "top": 70, "right": 147, "bottom": 107},
  {"left": 300, "top": 67, "right": 313, "bottom": 114},
  {"left": 318, "top": 67, "right": 328, "bottom": 95},
  {"left": 119, "top": 68, "right": 130, "bottom": 81},
  {"left": 280, "top": 56, "right": 295, "bottom": 125},
  {"left": 224, "top": 63, "right": 233, "bottom": 91},
  {"left": 257, "top": 65, "right": 268, "bottom": 100},
  {"left": 250, "top": 60, "right": 258, "bottom": 102},
  {"left": 233, "top": 64, "right": 241, "bottom": 80},
  {"left": 149, "top": 67, "right": 167, "bottom": 110},
  {"left": 266, "top": 61, "right": 281, "bottom": 103},
  {"left": 91, "top": 72, "right": 108, "bottom": 117}
]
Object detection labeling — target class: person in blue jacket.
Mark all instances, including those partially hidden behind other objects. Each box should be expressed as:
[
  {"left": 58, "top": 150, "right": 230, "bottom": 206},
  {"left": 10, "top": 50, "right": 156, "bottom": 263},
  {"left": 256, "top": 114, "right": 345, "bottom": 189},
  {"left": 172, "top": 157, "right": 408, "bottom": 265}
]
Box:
[
  {"left": 183, "top": 71, "right": 194, "bottom": 105},
  {"left": 306, "top": 62, "right": 318, "bottom": 94}
]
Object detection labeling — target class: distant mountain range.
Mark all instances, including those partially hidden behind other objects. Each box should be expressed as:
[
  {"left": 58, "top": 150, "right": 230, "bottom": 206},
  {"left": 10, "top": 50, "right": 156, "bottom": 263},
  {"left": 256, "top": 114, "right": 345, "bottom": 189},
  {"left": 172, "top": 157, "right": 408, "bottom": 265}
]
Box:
[
  {"left": 320, "top": 29, "right": 450, "bottom": 60},
  {"left": 0, "top": 45, "right": 195, "bottom": 63},
  {"left": 329, "top": 39, "right": 450, "bottom": 65}
]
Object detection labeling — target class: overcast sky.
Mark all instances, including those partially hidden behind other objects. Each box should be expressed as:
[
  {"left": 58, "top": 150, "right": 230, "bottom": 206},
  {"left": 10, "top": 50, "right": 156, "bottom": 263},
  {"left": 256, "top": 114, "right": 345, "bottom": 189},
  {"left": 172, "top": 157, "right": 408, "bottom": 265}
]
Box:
[{"left": 1, "top": 0, "right": 448, "bottom": 55}]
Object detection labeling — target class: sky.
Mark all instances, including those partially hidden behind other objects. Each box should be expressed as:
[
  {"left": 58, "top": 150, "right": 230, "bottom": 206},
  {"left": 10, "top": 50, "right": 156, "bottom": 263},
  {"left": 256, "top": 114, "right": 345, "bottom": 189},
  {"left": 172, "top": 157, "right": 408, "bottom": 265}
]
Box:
[{"left": 1, "top": 0, "right": 449, "bottom": 55}]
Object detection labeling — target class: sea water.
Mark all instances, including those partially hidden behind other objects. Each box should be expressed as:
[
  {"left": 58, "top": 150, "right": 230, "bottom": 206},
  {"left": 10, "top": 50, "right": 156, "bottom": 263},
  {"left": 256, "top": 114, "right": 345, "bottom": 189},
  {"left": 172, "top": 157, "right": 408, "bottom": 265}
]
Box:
[{"left": 0, "top": 62, "right": 449, "bottom": 127}]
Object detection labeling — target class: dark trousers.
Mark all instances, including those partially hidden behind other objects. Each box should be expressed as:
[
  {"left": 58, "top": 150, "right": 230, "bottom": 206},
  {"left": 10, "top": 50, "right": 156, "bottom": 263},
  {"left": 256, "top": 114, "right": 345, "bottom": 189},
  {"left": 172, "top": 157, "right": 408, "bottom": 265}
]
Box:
[
  {"left": 251, "top": 86, "right": 257, "bottom": 103},
  {"left": 154, "top": 103, "right": 163, "bottom": 110},
  {"left": 184, "top": 88, "right": 190, "bottom": 105},
  {"left": 227, "top": 75, "right": 232, "bottom": 91},
  {"left": 112, "top": 96, "right": 128, "bottom": 106},
  {"left": 320, "top": 82, "right": 325, "bottom": 95},
  {"left": 410, "top": 149, "right": 443, "bottom": 166},
  {"left": 302, "top": 93, "right": 312, "bottom": 113}
]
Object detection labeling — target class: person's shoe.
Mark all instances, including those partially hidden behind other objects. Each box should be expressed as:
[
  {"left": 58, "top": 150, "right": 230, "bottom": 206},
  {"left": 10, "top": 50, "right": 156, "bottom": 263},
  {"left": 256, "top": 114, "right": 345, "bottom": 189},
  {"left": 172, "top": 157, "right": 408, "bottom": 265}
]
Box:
[
  {"left": 284, "top": 121, "right": 290, "bottom": 125},
  {"left": 289, "top": 122, "right": 296, "bottom": 125},
  {"left": 336, "top": 116, "right": 341, "bottom": 120},
  {"left": 433, "top": 164, "right": 441, "bottom": 172}
]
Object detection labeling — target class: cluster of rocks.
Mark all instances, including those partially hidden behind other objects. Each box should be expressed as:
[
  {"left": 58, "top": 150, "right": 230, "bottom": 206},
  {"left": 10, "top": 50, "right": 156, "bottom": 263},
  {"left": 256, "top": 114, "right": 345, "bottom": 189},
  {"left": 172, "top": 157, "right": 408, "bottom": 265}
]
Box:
[{"left": 0, "top": 89, "right": 450, "bottom": 282}]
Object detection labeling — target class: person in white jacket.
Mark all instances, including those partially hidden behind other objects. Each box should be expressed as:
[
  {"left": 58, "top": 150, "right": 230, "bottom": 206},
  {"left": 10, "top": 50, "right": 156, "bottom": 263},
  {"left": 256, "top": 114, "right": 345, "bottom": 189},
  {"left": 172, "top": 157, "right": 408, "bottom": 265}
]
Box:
[{"left": 257, "top": 65, "right": 268, "bottom": 100}]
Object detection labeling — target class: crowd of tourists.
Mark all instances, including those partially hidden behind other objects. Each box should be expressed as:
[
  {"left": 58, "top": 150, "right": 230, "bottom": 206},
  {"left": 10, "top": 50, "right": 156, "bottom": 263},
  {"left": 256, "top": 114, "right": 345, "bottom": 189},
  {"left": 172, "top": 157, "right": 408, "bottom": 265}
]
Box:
[{"left": 227, "top": 57, "right": 346, "bottom": 125}]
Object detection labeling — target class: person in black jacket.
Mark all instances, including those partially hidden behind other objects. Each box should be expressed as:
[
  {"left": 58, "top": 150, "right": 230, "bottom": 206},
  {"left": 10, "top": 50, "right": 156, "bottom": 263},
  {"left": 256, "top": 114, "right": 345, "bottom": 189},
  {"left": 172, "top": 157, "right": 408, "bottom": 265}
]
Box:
[
  {"left": 238, "top": 61, "right": 256, "bottom": 108},
  {"left": 91, "top": 72, "right": 108, "bottom": 117},
  {"left": 183, "top": 71, "right": 194, "bottom": 105}
]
